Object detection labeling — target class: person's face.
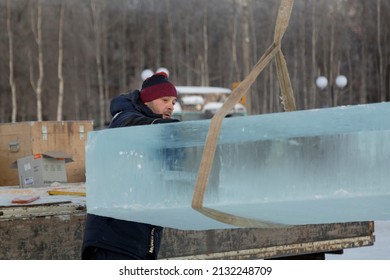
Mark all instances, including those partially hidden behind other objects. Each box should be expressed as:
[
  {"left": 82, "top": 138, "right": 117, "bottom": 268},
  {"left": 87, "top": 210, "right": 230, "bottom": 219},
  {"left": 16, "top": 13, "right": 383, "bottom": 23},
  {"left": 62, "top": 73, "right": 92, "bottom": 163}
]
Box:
[{"left": 145, "top": 96, "right": 177, "bottom": 119}]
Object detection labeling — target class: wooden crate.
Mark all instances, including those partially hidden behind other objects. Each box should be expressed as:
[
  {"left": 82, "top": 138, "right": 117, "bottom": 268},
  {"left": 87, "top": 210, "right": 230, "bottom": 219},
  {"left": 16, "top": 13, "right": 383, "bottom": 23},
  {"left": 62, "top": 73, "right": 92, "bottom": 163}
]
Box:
[{"left": 0, "top": 121, "right": 93, "bottom": 186}]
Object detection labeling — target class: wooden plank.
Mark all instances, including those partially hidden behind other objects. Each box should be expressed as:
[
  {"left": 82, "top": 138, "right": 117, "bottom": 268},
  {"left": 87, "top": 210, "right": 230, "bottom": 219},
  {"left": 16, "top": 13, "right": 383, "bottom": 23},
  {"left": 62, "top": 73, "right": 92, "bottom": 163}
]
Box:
[
  {"left": 162, "top": 236, "right": 373, "bottom": 260},
  {"left": 0, "top": 121, "right": 93, "bottom": 186},
  {"left": 48, "top": 190, "right": 86, "bottom": 196},
  {"left": 0, "top": 122, "right": 33, "bottom": 186},
  {"left": 158, "top": 221, "right": 374, "bottom": 259},
  {"left": 30, "top": 121, "right": 93, "bottom": 184}
]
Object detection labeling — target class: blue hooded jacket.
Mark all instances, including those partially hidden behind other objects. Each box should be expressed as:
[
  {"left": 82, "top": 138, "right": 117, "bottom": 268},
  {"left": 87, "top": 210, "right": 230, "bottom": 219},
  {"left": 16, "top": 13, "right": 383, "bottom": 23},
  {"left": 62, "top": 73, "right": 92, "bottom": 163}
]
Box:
[
  {"left": 109, "top": 90, "right": 179, "bottom": 127},
  {"left": 81, "top": 90, "right": 179, "bottom": 260}
]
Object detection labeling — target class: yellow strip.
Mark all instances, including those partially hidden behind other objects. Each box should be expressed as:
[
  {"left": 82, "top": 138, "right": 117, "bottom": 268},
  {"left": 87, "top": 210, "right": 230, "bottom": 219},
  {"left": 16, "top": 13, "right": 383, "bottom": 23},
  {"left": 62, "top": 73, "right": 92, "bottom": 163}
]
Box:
[{"left": 48, "top": 190, "right": 86, "bottom": 196}]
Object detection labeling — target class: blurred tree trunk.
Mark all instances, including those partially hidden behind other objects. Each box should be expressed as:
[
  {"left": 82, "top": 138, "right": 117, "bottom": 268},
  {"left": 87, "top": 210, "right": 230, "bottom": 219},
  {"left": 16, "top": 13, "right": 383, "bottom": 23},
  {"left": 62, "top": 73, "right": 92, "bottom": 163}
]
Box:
[
  {"left": 359, "top": 2, "right": 368, "bottom": 105},
  {"left": 292, "top": 38, "right": 299, "bottom": 106},
  {"left": 384, "top": 2, "right": 390, "bottom": 101},
  {"left": 310, "top": 0, "right": 318, "bottom": 108},
  {"left": 358, "top": 46, "right": 367, "bottom": 104},
  {"left": 241, "top": 0, "right": 250, "bottom": 75},
  {"left": 241, "top": 0, "right": 251, "bottom": 113},
  {"left": 231, "top": 0, "right": 240, "bottom": 82},
  {"left": 359, "top": 41, "right": 367, "bottom": 104},
  {"left": 85, "top": 61, "right": 93, "bottom": 121},
  {"left": 102, "top": 7, "right": 110, "bottom": 123},
  {"left": 56, "top": 2, "right": 65, "bottom": 121},
  {"left": 149, "top": 0, "right": 161, "bottom": 71},
  {"left": 269, "top": 64, "right": 276, "bottom": 113},
  {"left": 120, "top": 0, "right": 127, "bottom": 92},
  {"left": 201, "top": 4, "right": 209, "bottom": 86},
  {"left": 329, "top": 12, "right": 335, "bottom": 107},
  {"left": 29, "top": 0, "right": 44, "bottom": 121},
  {"left": 376, "top": 0, "right": 385, "bottom": 101},
  {"left": 184, "top": 23, "right": 191, "bottom": 84},
  {"left": 165, "top": 0, "right": 176, "bottom": 77},
  {"left": 73, "top": 57, "right": 80, "bottom": 120},
  {"left": 299, "top": 3, "right": 307, "bottom": 109},
  {"left": 7, "top": 0, "right": 17, "bottom": 123},
  {"left": 91, "top": 0, "right": 105, "bottom": 128},
  {"left": 249, "top": 1, "right": 259, "bottom": 110}
]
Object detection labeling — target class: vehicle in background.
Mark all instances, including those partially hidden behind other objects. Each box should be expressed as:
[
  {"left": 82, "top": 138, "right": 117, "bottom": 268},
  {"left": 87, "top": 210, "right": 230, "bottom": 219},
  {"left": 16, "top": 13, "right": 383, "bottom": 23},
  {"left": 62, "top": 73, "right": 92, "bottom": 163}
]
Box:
[{"left": 173, "top": 86, "right": 247, "bottom": 121}]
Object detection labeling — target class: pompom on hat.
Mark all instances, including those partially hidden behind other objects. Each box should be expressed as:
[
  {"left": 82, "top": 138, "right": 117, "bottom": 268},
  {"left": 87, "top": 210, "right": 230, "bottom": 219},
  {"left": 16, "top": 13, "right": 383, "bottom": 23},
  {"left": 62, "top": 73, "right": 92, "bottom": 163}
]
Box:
[{"left": 140, "top": 72, "right": 177, "bottom": 103}]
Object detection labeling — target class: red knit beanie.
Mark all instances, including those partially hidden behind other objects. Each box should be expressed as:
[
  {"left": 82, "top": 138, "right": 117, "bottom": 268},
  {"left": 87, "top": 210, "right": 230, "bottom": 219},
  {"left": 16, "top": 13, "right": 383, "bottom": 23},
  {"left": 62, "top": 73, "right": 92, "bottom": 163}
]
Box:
[{"left": 140, "top": 72, "right": 177, "bottom": 103}]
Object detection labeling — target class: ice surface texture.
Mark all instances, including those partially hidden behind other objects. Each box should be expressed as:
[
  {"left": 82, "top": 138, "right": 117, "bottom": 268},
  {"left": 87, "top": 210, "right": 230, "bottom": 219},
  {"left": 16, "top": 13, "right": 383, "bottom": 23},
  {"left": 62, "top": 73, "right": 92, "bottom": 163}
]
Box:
[{"left": 86, "top": 102, "right": 390, "bottom": 229}]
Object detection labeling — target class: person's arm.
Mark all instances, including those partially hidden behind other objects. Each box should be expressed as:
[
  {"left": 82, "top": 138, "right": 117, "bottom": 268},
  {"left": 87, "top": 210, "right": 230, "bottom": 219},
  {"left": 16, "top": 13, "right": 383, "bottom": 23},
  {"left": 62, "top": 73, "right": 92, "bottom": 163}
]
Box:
[
  {"left": 151, "top": 118, "right": 180, "bottom": 124},
  {"left": 111, "top": 110, "right": 179, "bottom": 127}
]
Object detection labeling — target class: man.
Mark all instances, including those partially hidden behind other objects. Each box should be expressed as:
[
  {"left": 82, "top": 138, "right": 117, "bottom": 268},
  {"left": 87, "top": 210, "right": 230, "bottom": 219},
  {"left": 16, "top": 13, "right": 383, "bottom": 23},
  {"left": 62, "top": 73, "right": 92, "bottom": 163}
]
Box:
[{"left": 82, "top": 72, "right": 179, "bottom": 260}]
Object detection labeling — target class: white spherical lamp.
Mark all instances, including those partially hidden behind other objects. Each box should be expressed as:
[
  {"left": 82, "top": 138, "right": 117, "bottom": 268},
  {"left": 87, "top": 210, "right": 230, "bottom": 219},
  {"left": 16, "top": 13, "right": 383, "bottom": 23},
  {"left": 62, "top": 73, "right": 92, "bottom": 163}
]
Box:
[
  {"left": 335, "top": 75, "right": 348, "bottom": 89},
  {"left": 315, "top": 76, "right": 328, "bottom": 90},
  {"left": 141, "top": 69, "right": 154, "bottom": 81}
]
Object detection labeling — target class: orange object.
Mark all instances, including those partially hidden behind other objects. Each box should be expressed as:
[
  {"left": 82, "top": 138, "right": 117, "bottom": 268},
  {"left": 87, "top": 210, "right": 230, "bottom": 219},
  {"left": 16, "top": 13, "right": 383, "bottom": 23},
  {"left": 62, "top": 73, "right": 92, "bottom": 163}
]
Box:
[
  {"left": 34, "top": 154, "right": 42, "bottom": 159},
  {"left": 11, "top": 195, "right": 40, "bottom": 204}
]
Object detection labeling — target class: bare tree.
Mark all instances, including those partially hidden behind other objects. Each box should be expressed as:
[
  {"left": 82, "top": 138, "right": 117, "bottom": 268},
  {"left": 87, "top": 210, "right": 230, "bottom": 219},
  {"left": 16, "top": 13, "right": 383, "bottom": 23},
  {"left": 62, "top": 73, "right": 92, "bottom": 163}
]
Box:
[
  {"left": 241, "top": 0, "right": 251, "bottom": 113},
  {"left": 1, "top": 0, "right": 390, "bottom": 124},
  {"left": 201, "top": 3, "right": 209, "bottom": 86},
  {"left": 102, "top": 5, "right": 110, "bottom": 123},
  {"left": 328, "top": 10, "right": 336, "bottom": 107},
  {"left": 230, "top": 0, "right": 240, "bottom": 83},
  {"left": 29, "top": 0, "right": 44, "bottom": 121},
  {"left": 91, "top": 0, "right": 105, "bottom": 128},
  {"left": 184, "top": 21, "right": 191, "bottom": 84},
  {"left": 310, "top": 0, "right": 318, "bottom": 108},
  {"left": 359, "top": 2, "right": 368, "bottom": 105},
  {"left": 119, "top": 0, "right": 128, "bottom": 92},
  {"left": 7, "top": 0, "right": 17, "bottom": 123},
  {"left": 165, "top": 0, "right": 177, "bottom": 77},
  {"left": 376, "top": 0, "right": 385, "bottom": 101},
  {"left": 299, "top": 2, "right": 308, "bottom": 109},
  {"left": 57, "top": 1, "right": 65, "bottom": 121}
]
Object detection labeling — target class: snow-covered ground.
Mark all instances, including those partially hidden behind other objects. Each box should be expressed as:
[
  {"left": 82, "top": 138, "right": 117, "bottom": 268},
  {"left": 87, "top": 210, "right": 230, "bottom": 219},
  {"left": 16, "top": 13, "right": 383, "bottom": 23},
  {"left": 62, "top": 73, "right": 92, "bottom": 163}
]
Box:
[{"left": 327, "top": 220, "right": 390, "bottom": 260}]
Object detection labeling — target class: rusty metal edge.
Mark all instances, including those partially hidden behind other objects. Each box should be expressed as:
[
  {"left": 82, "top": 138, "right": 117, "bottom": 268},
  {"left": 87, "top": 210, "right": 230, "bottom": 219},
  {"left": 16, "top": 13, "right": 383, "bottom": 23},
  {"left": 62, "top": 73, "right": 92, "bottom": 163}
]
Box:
[{"left": 161, "top": 235, "right": 374, "bottom": 260}]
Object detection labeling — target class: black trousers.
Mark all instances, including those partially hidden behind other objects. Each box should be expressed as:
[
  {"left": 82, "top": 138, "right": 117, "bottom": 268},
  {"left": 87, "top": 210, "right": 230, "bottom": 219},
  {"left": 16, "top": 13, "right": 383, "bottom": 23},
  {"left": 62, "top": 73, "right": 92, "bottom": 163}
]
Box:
[{"left": 81, "top": 214, "right": 162, "bottom": 260}]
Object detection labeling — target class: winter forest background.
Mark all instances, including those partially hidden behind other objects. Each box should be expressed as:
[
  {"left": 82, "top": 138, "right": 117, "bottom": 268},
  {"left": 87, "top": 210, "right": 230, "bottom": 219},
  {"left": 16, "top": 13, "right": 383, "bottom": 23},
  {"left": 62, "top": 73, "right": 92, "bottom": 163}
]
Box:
[{"left": 1, "top": 0, "right": 389, "bottom": 128}]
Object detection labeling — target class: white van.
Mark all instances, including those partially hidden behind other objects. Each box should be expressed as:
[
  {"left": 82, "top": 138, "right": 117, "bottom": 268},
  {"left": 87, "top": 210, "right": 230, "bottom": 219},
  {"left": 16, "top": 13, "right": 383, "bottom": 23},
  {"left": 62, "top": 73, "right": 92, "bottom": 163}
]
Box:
[{"left": 173, "top": 86, "right": 247, "bottom": 121}]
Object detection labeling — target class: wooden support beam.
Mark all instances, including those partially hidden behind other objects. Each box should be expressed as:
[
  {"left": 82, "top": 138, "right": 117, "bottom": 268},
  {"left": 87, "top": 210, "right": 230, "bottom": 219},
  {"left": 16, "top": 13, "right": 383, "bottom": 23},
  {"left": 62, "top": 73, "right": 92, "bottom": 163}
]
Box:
[{"left": 192, "top": 0, "right": 296, "bottom": 228}]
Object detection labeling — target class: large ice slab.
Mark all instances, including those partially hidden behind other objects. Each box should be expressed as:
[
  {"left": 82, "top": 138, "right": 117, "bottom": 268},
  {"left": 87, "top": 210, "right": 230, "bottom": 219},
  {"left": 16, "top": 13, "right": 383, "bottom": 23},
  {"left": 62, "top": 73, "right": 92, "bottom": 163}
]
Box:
[{"left": 86, "top": 102, "right": 390, "bottom": 229}]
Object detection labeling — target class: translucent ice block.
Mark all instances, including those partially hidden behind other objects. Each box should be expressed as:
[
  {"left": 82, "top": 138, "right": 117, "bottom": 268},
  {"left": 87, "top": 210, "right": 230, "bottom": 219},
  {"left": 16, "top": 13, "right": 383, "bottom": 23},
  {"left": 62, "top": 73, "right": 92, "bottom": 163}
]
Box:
[{"left": 86, "top": 102, "right": 390, "bottom": 229}]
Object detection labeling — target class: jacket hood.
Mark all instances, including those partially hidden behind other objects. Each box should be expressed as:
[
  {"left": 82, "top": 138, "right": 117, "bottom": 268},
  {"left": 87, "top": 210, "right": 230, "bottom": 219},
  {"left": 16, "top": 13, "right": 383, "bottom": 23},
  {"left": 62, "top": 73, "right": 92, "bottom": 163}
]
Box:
[{"left": 110, "top": 90, "right": 140, "bottom": 117}]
